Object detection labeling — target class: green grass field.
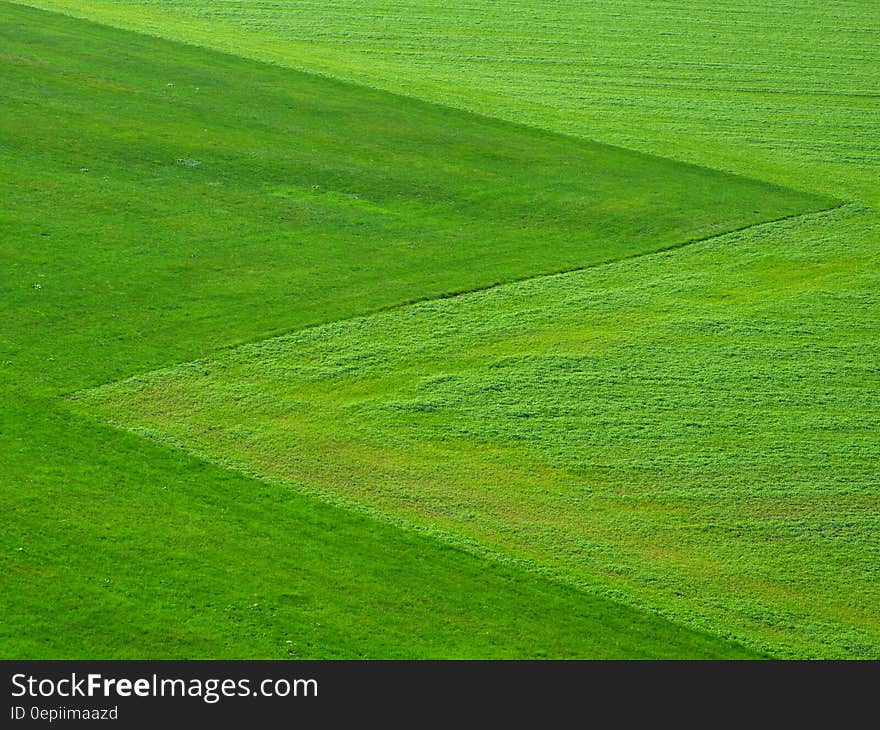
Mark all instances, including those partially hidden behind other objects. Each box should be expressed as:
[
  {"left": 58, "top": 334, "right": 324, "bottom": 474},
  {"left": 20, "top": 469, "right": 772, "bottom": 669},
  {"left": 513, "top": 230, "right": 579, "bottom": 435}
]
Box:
[
  {"left": 76, "top": 204, "right": 880, "bottom": 658},
  {"left": 2, "top": 2, "right": 822, "bottom": 392},
  {"left": 3, "top": 0, "right": 877, "bottom": 658},
  {"left": 13, "top": 0, "right": 878, "bottom": 205}
]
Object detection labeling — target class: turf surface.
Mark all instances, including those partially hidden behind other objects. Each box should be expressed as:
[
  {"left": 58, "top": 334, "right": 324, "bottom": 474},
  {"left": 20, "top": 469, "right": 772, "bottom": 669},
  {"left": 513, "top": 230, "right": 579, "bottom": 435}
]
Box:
[
  {"left": 5, "top": 393, "right": 759, "bottom": 659},
  {"left": 77, "top": 204, "right": 880, "bottom": 659},
  {"left": 3, "top": 0, "right": 877, "bottom": 659},
  {"left": 0, "top": 2, "right": 822, "bottom": 393},
  {"left": 16, "top": 0, "right": 879, "bottom": 204},
  {"left": 1, "top": 2, "right": 786, "bottom": 658}
]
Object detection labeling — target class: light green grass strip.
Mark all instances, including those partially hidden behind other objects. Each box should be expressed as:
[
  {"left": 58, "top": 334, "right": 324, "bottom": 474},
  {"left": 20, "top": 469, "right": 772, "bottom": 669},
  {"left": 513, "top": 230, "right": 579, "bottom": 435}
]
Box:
[
  {"left": 3, "top": 391, "right": 761, "bottom": 659},
  {"left": 0, "top": 1, "right": 826, "bottom": 395},
  {"left": 13, "top": 0, "right": 880, "bottom": 204},
  {"left": 77, "top": 204, "right": 880, "bottom": 659},
  {"left": 1, "top": 2, "right": 780, "bottom": 659}
]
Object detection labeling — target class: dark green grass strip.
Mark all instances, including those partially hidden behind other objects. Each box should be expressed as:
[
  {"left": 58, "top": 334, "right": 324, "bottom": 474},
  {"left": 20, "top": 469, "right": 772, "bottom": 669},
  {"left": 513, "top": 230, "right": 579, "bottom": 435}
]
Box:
[
  {"left": 0, "top": 1, "right": 830, "bottom": 395},
  {"left": 78, "top": 205, "right": 880, "bottom": 658},
  {"left": 0, "top": 4, "right": 780, "bottom": 658},
  {"left": 0, "top": 391, "right": 760, "bottom": 659}
]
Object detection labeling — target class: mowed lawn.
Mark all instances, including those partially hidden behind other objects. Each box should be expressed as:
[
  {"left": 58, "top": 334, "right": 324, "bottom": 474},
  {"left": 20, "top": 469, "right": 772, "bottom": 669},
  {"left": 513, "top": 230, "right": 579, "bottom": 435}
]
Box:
[
  {"left": 17, "top": 0, "right": 879, "bottom": 205},
  {"left": 1, "top": 3, "right": 797, "bottom": 658},
  {"left": 4, "top": 0, "right": 876, "bottom": 659},
  {"left": 78, "top": 205, "right": 880, "bottom": 659},
  {"left": 4, "top": 392, "right": 761, "bottom": 659},
  {"left": 0, "top": 2, "right": 825, "bottom": 394}
]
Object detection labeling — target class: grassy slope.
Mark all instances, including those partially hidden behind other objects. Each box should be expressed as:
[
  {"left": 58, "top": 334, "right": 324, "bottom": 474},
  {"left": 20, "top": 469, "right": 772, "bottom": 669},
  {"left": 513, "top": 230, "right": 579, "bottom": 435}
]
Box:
[
  {"left": 0, "top": 3, "right": 772, "bottom": 657},
  {"left": 79, "top": 205, "right": 880, "bottom": 658},
  {"left": 14, "top": 0, "right": 879, "bottom": 205},
  {"left": 24, "top": 0, "right": 878, "bottom": 659},
  {"left": 0, "top": 3, "right": 822, "bottom": 394},
  {"left": 4, "top": 394, "right": 759, "bottom": 659}
]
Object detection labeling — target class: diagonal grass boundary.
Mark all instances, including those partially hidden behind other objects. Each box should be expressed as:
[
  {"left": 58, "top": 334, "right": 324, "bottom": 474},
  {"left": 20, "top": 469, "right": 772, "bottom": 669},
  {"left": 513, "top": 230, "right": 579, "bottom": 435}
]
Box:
[
  {"left": 2, "top": 2, "right": 855, "bottom": 659},
  {"left": 81, "top": 200, "right": 843, "bottom": 375},
  {"left": 4, "top": 0, "right": 841, "bottom": 203},
  {"left": 1, "top": 0, "right": 834, "bottom": 396},
  {"left": 71, "top": 204, "right": 871, "bottom": 659}
]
